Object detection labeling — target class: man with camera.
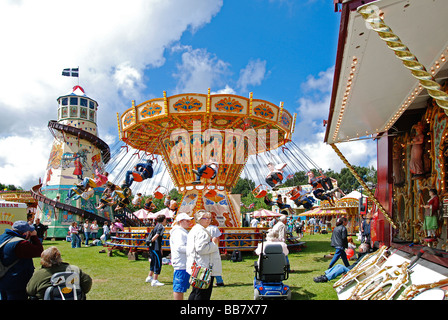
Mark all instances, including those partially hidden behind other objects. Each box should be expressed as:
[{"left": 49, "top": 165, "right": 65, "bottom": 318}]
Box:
[{"left": 0, "top": 220, "right": 44, "bottom": 300}]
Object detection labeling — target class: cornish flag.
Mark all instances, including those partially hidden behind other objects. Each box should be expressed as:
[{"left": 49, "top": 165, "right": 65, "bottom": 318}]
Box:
[{"left": 62, "top": 68, "right": 79, "bottom": 77}]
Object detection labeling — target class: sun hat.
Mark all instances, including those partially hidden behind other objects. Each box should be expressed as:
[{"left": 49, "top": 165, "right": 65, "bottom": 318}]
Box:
[
  {"left": 12, "top": 220, "right": 35, "bottom": 233},
  {"left": 175, "top": 212, "right": 193, "bottom": 222}
]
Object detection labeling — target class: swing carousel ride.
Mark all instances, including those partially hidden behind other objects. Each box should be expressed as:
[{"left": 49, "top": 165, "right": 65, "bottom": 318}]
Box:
[{"left": 117, "top": 90, "right": 296, "bottom": 228}]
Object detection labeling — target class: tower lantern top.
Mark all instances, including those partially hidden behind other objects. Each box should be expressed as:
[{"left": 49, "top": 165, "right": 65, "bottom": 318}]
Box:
[{"left": 57, "top": 85, "right": 99, "bottom": 123}]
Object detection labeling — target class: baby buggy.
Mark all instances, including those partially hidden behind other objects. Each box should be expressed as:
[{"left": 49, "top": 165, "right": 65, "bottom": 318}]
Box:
[{"left": 253, "top": 242, "right": 291, "bottom": 300}]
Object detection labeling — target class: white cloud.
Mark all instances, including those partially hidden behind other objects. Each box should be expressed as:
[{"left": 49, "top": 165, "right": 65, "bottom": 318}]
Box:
[
  {"left": 0, "top": 126, "right": 52, "bottom": 189},
  {"left": 301, "top": 66, "right": 335, "bottom": 94},
  {"left": 292, "top": 66, "right": 377, "bottom": 173},
  {"left": 0, "top": 0, "right": 223, "bottom": 190},
  {"left": 237, "top": 59, "right": 268, "bottom": 92},
  {"left": 113, "top": 62, "right": 145, "bottom": 99},
  {"left": 211, "top": 85, "right": 236, "bottom": 95},
  {"left": 173, "top": 46, "right": 230, "bottom": 93},
  {"left": 299, "top": 132, "right": 377, "bottom": 172}
]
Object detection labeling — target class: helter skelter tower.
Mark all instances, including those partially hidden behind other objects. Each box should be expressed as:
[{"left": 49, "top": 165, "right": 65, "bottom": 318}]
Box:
[
  {"left": 38, "top": 85, "right": 111, "bottom": 237},
  {"left": 118, "top": 90, "right": 295, "bottom": 227}
]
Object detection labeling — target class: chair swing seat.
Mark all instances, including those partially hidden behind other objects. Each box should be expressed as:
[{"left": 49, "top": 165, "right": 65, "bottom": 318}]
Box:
[
  {"left": 153, "top": 186, "right": 167, "bottom": 199},
  {"left": 253, "top": 185, "right": 268, "bottom": 198},
  {"left": 132, "top": 172, "right": 144, "bottom": 182},
  {"left": 289, "top": 190, "right": 301, "bottom": 201},
  {"left": 204, "top": 189, "right": 217, "bottom": 199},
  {"left": 271, "top": 173, "right": 283, "bottom": 185},
  {"left": 204, "top": 184, "right": 218, "bottom": 199},
  {"left": 201, "top": 166, "right": 216, "bottom": 179}
]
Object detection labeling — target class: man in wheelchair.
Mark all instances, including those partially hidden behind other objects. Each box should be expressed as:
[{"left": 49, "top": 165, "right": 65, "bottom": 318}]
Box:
[{"left": 253, "top": 229, "right": 291, "bottom": 300}]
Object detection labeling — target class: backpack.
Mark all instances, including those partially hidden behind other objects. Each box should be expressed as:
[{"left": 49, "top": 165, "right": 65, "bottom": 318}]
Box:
[
  {"left": 43, "top": 266, "right": 84, "bottom": 300},
  {"left": 230, "top": 250, "right": 242, "bottom": 262},
  {"left": 0, "top": 236, "right": 23, "bottom": 278}
]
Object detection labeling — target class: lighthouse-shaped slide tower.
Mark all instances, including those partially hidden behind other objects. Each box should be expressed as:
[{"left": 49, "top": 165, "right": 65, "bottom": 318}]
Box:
[{"left": 32, "top": 86, "right": 111, "bottom": 238}]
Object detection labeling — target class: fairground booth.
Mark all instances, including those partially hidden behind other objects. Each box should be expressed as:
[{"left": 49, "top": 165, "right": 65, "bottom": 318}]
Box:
[{"left": 326, "top": 0, "right": 448, "bottom": 299}]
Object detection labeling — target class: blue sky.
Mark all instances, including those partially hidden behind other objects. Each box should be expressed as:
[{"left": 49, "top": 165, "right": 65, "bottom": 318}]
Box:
[
  {"left": 148, "top": 0, "right": 339, "bottom": 104},
  {"left": 0, "top": 0, "right": 376, "bottom": 190}
]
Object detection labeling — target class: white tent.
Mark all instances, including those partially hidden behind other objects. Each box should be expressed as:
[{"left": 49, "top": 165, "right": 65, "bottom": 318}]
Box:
[
  {"left": 133, "top": 208, "right": 151, "bottom": 219},
  {"left": 341, "top": 190, "right": 364, "bottom": 199},
  {"left": 251, "top": 208, "right": 282, "bottom": 218},
  {"left": 152, "top": 207, "right": 175, "bottom": 219}
]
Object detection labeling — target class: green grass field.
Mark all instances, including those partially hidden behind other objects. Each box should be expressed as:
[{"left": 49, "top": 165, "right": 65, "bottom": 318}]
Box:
[{"left": 34, "top": 232, "right": 347, "bottom": 300}]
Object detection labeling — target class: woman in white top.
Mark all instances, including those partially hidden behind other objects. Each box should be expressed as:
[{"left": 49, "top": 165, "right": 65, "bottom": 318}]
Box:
[
  {"left": 186, "top": 210, "right": 222, "bottom": 300},
  {"left": 90, "top": 220, "right": 99, "bottom": 240},
  {"left": 69, "top": 222, "right": 81, "bottom": 248}
]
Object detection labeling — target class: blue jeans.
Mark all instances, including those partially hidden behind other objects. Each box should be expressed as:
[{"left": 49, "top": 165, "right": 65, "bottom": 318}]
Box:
[
  {"left": 84, "top": 232, "right": 90, "bottom": 245},
  {"left": 125, "top": 170, "right": 135, "bottom": 187},
  {"left": 329, "top": 247, "right": 350, "bottom": 269},
  {"left": 66, "top": 187, "right": 82, "bottom": 200},
  {"left": 71, "top": 234, "right": 81, "bottom": 248},
  {"left": 215, "top": 276, "right": 224, "bottom": 284},
  {"left": 0, "top": 289, "right": 28, "bottom": 300},
  {"left": 325, "top": 264, "right": 350, "bottom": 281}
]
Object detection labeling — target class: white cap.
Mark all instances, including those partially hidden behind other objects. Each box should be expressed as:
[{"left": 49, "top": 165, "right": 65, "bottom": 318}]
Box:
[{"left": 175, "top": 212, "right": 193, "bottom": 222}]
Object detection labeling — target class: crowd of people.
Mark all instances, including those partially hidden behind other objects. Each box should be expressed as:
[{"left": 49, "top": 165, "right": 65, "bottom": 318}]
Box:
[
  {"left": 67, "top": 219, "right": 104, "bottom": 248},
  {"left": 0, "top": 159, "right": 377, "bottom": 301},
  {"left": 0, "top": 208, "right": 374, "bottom": 301}
]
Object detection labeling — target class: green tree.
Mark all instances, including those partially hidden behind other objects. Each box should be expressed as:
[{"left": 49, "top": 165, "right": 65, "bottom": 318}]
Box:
[
  {"left": 282, "top": 171, "right": 308, "bottom": 187},
  {"left": 231, "top": 178, "right": 255, "bottom": 198},
  {"left": 0, "top": 183, "right": 22, "bottom": 191}
]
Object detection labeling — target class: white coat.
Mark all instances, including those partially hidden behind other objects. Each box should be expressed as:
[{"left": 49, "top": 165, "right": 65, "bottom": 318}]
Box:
[
  {"left": 186, "top": 224, "right": 222, "bottom": 277},
  {"left": 169, "top": 225, "right": 189, "bottom": 270}
]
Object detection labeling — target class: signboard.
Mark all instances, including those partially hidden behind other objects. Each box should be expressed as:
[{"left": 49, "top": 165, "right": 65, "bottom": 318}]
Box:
[{"left": 0, "top": 200, "right": 28, "bottom": 234}]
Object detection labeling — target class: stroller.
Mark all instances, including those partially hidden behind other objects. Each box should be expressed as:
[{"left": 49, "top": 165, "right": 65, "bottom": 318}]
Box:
[
  {"left": 253, "top": 240, "right": 291, "bottom": 300},
  {"left": 43, "top": 271, "right": 85, "bottom": 300}
]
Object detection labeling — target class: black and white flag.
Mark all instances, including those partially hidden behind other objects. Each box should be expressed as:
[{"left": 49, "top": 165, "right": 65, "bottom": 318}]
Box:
[{"left": 62, "top": 68, "right": 79, "bottom": 77}]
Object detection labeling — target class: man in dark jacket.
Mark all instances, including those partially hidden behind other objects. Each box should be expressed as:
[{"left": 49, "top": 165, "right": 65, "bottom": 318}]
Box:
[
  {"left": 125, "top": 159, "right": 154, "bottom": 187},
  {"left": 0, "top": 220, "right": 44, "bottom": 300},
  {"left": 328, "top": 217, "right": 349, "bottom": 269}
]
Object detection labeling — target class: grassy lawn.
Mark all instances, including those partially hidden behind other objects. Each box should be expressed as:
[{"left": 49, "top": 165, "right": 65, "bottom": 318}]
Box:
[{"left": 33, "top": 232, "right": 346, "bottom": 300}]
